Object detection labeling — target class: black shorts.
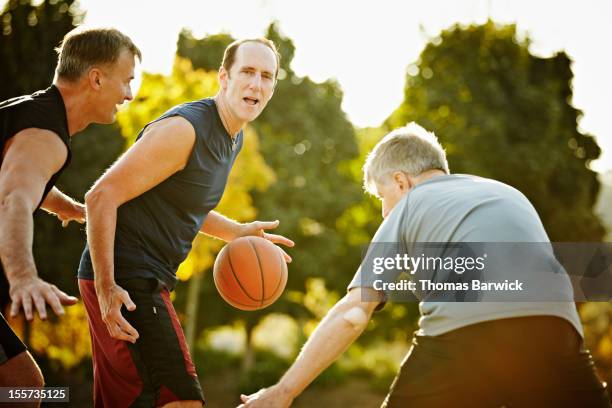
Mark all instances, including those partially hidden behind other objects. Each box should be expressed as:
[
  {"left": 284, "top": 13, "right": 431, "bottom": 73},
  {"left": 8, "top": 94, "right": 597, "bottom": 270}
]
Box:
[
  {"left": 80, "top": 278, "right": 204, "bottom": 407},
  {"left": 383, "top": 316, "right": 611, "bottom": 408},
  {"left": 0, "top": 312, "right": 27, "bottom": 365}
]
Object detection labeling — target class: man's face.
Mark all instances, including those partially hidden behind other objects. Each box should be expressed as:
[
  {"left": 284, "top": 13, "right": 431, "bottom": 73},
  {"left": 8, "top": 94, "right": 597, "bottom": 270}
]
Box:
[
  {"left": 220, "top": 42, "right": 277, "bottom": 123},
  {"left": 95, "top": 48, "right": 136, "bottom": 123},
  {"left": 375, "top": 173, "right": 410, "bottom": 219}
]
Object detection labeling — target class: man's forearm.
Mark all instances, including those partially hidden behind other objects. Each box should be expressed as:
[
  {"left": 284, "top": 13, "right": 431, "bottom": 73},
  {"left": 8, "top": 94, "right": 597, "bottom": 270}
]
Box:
[
  {"left": 0, "top": 192, "right": 37, "bottom": 282},
  {"left": 40, "top": 186, "right": 78, "bottom": 215},
  {"left": 85, "top": 191, "right": 118, "bottom": 289},
  {"left": 276, "top": 297, "right": 372, "bottom": 399},
  {"left": 199, "top": 211, "right": 243, "bottom": 241}
]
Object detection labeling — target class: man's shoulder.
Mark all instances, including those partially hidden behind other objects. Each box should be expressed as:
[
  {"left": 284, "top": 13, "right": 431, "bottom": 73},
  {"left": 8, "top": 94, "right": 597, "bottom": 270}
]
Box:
[
  {"left": 170, "top": 97, "right": 215, "bottom": 115},
  {"left": 415, "top": 174, "right": 516, "bottom": 192},
  {"left": 160, "top": 98, "right": 216, "bottom": 126},
  {"left": 0, "top": 86, "right": 61, "bottom": 112},
  {"left": 1, "top": 86, "right": 69, "bottom": 146}
]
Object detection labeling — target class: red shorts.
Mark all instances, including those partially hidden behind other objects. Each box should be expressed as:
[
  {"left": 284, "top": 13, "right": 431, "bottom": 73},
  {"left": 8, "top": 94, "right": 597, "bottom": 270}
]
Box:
[{"left": 79, "top": 278, "right": 204, "bottom": 407}]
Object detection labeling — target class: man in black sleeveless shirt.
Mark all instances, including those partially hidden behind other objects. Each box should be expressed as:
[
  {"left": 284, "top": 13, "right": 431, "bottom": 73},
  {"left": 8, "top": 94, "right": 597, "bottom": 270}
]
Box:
[
  {"left": 0, "top": 27, "right": 140, "bottom": 393},
  {"left": 80, "top": 38, "right": 293, "bottom": 407}
]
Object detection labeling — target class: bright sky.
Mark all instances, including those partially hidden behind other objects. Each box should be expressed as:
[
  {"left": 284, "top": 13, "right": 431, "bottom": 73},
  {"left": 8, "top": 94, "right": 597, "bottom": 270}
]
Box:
[{"left": 76, "top": 0, "right": 612, "bottom": 172}]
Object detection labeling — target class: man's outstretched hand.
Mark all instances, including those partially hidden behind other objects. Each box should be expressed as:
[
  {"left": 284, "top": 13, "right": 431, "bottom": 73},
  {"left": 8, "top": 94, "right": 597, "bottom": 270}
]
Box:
[
  {"left": 239, "top": 220, "right": 294, "bottom": 263},
  {"left": 9, "top": 275, "right": 78, "bottom": 320},
  {"left": 238, "top": 385, "right": 294, "bottom": 408}
]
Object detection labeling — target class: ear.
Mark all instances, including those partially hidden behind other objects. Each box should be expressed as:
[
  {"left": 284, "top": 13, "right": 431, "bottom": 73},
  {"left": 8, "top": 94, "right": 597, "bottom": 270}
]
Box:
[
  {"left": 392, "top": 171, "right": 411, "bottom": 192},
  {"left": 88, "top": 68, "right": 103, "bottom": 90},
  {"left": 218, "top": 67, "right": 229, "bottom": 90}
]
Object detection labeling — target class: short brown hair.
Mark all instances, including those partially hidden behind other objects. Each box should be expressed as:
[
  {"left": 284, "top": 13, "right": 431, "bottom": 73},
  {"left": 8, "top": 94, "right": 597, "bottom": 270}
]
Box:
[
  {"left": 55, "top": 27, "right": 141, "bottom": 81},
  {"left": 221, "top": 38, "right": 281, "bottom": 78}
]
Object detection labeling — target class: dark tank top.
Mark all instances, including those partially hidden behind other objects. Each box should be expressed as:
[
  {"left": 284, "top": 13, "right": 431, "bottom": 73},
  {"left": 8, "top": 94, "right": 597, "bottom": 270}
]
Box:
[
  {"left": 78, "top": 98, "right": 243, "bottom": 290},
  {"left": 0, "top": 85, "right": 71, "bottom": 307}
]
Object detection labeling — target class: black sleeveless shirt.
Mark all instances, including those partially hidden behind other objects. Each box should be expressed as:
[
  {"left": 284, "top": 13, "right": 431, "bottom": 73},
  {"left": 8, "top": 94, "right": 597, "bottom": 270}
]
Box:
[
  {"left": 0, "top": 85, "right": 71, "bottom": 307},
  {"left": 78, "top": 98, "right": 243, "bottom": 290},
  {"left": 0, "top": 85, "right": 71, "bottom": 208}
]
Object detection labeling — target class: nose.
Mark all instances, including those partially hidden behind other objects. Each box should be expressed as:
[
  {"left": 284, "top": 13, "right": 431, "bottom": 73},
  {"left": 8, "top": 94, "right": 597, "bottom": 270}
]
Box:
[
  {"left": 125, "top": 86, "right": 133, "bottom": 102},
  {"left": 249, "top": 73, "right": 262, "bottom": 91}
]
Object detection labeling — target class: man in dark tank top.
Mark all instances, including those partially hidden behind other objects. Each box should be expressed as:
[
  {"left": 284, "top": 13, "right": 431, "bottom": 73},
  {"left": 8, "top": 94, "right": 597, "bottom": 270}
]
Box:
[
  {"left": 78, "top": 38, "right": 294, "bottom": 407},
  {"left": 0, "top": 27, "right": 140, "bottom": 394}
]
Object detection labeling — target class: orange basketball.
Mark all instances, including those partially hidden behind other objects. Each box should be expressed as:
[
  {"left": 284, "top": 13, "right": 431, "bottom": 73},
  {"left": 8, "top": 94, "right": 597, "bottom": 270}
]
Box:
[{"left": 213, "top": 236, "right": 288, "bottom": 311}]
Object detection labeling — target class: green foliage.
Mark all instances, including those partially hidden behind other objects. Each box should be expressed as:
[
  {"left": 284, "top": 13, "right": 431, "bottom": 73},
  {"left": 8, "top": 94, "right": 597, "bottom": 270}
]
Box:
[
  {"left": 0, "top": 0, "right": 82, "bottom": 101},
  {"left": 193, "top": 346, "right": 241, "bottom": 375},
  {"left": 387, "top": 21, "right": 604, "bottom": 241},
  {"left": 177, "top": 29, "right": 232, "bottom": 72},
  {"left": 237, "top": 349, "right": 291, "bottom": 394},
  {"left": 251, "top": 24, "right": 362, "bottom": 298}
]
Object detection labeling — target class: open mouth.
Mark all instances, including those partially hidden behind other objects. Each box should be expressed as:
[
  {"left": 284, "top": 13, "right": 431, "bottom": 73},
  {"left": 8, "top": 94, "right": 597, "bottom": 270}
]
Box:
[{"left": 243, "top": 97, "right": 259, "bottom": 106}]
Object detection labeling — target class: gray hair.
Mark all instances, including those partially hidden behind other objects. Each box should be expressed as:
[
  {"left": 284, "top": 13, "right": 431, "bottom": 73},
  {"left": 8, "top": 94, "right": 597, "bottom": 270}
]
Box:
[
  {"left": 55, "top": 27, "right": 141, "bottom": 81},
  {"left": 363, "top": 122, "right": 449, "bottom": 195}
]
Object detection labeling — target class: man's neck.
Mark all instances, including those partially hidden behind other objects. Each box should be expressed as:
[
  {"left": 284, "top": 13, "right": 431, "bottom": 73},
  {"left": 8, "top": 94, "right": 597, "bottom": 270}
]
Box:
[
  {"left": 412, "top": 169, "right": 447, "bottom": 186},
  {"left": 54, "top": 80, "right": 93, "bottom": 136},
  {"left": 214, "top": 93, "right": 243, "bottom": 138}
]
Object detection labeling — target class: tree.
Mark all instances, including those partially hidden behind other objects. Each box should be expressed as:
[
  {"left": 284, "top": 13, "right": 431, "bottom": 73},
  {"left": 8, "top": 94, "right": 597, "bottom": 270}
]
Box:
[
  {"left": 0, "top": 0, "right": 82, "bottom": 101},
  {"left": 387, "top": 21, "right": 604, "bottom": 241},
  {"left": 176, "top": 29, "right": 232, "bottom": 72}
]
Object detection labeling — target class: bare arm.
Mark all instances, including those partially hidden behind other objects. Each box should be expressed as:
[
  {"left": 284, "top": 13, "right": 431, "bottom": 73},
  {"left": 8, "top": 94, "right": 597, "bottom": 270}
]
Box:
[
  {"left": 201, "top": 212, "right": 294, "bottom": 261},
  {"left": 85, "top": 116, "right": 195, "bottom": 343},
  {"left": 199, "top": 211, "right": 244, "bottom": 241},
  {"left": 240, "top": 288, "right": 383, "bottom": 407},
  {"left": 0, "top": 129, "right": 77, "bottom": 320},
  {"left": 40, "top": 186, "right": 86, "bottom": 226}
]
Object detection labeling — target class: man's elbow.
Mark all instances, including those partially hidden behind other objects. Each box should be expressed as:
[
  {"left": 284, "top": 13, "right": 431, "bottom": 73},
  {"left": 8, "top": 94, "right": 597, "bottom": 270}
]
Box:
[
  {"left": 0, "top": 189, "right": 35, "bottom": 216},
  {"left": 338, "top": 298, "right": 374, "bottom": 333},
  {"left": 84, "top": 185, "right": 117, "bottom": 212},
  {"left": 340, "top": 305, "right": 370, "bottom": 332}
]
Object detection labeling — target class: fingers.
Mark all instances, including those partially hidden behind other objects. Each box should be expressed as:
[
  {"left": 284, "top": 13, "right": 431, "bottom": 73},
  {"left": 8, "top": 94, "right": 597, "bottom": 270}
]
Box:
[
  {"left": 255, "top": 220, "right": 280, "bottom": 231},
  {"left": 52, "top": 286, "right": 78, "bottom": 306},
  {"left": 121, "top": 291, "right": 137, "bottom": 312},
  {"left": 45, "top": 286, "right": 67, "bottom": 316},
  {"left": 32, "top": 292, "right": 48, "bottom": 320},
  {"left": 9, "top": 280, "right": 77, "bottom": 321},
  {"left": 262, "top": 232, "right": 295, "bottom": 248},
  {"left": 60, "top": 217, "right": 85, "bottom": 227},
  {"left": 104, "top": 309, "right": 139, "bottom": 343},
  {"left": 22, "top": 295, "right": 33, "bottom": 321},
  {"left": 278, "top": 247, "right": 292, "bottom": 263},
  {"left": 99, "top": 286, "right": 139, "bottom": 343},
  {"left": 116, "top": 314, "right": 139, "bottom": 342},
  {"left": 106, "top": 318, "right": 139, "bottom": 343},
  {"left": 9, "top": 296, "right": 22, "bottom": 319},
  {"left": 240, "top": 394, "right": 249, "bottom": 403}
]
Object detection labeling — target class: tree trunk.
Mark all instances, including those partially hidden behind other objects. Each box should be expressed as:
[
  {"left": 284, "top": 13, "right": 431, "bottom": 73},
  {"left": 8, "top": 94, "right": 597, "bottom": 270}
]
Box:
[
  {"left": 185, "top": 272, "right": 203, "bottom": 351},
  {"left": 241, "top": 322, "right": 256, "bottom": 374}
]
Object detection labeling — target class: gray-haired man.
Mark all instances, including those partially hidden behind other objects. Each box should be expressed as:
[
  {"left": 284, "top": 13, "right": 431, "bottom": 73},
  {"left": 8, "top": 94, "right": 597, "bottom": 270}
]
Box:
[{"left": 240, "top": 123, "right": 610, "bottom": 407}]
